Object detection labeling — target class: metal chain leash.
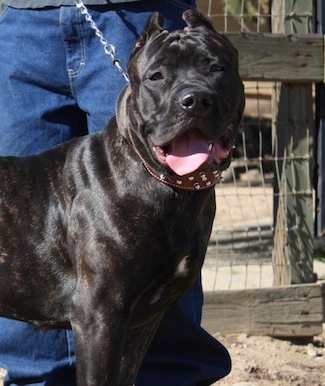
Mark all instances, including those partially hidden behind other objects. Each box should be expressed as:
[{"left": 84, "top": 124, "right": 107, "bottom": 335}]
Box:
[{"left": 75, "top": 0, "right": 130, "bottom": 82}]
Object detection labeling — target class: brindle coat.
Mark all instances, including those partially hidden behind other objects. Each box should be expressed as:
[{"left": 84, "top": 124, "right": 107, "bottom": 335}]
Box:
[{"left": 0, "top": 10, "right": 244, "bottom": 386}]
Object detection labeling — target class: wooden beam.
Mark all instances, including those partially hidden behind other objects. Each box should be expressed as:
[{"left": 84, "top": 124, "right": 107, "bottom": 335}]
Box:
[
  {"left": 225, "top": 33, "right": 324, "bottom": 82},
  {"left": 202, "top": 283, "right": 324, "bottom": 338},
  {"left": 272, "top": 0, "right": 315, "bottom": 285}
]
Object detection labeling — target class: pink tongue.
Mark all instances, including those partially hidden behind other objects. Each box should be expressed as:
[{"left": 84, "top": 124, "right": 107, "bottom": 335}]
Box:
[{"left": 166, "top": 129, "right": 209, "bottom": 176}]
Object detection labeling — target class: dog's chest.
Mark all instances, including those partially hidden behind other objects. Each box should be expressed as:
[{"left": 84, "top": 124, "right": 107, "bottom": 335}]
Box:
[
  {"left": 118, "top": 190, "right": 213, "bottom": 326},
  {"left": 130, "top": 252, "right": 199, "bottom": 327}
]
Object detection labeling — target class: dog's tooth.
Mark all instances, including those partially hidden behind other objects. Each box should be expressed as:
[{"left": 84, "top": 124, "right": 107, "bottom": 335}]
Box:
[
  {"left": 188, "top": 176, "right": 194, "bottom": 181},
  {"left": 208, "top": 143, "right": 213, "bottom": 151},
  {"left": 159, "top": 174, "right": 166, "bottom": 181},
  {"left": 176, "top": 180, "right": 183, "bottom": 185},
  {"left": 194, "top": 183, "right": 201, "bottom": 190},
  {"left": 206, "top": 181, "right": 212, "bottom": 186}
]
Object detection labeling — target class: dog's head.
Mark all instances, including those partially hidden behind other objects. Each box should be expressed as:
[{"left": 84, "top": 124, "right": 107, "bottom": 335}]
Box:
[{"left": 117, "top": 10, "right": 245, "bottom": 188}]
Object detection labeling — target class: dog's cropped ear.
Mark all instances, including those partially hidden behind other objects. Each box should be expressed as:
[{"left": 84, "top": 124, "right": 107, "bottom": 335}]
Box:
[
  {"left": 133, "top": 13, "right": 165, "bottom": 52},
  {"left": 182, "top": 9, "right": 216, "bottom": 33},
  {"left": 183, "top": 9, "right": 239, "bottom": 54}
]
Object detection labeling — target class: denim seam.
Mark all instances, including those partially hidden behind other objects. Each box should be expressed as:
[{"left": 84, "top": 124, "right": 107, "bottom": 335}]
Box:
[
  {"left": 0, "top": 5, "right": 10, "bottom": 23},
  {"left": 69, "top": 6, "right": 86, "bottom": 78},
  {"left": 65, "top": 330, "right": 74, "bottom": 366},
  {"left": 59, "top": 6, "right": 86, "bottom": 99}
]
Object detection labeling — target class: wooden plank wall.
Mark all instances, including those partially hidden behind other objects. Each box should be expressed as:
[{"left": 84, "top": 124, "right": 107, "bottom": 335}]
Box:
[
  {"left": 226, "top": 33, "right": 323, "bottom": 82},
  {"left": 202, "top": 283, "right": 325, "bottom": 337}
]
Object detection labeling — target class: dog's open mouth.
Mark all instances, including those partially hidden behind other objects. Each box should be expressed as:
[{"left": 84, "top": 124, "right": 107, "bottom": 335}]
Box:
[{"left": 153, "top": 128, "right": 234, "bottom": 176}]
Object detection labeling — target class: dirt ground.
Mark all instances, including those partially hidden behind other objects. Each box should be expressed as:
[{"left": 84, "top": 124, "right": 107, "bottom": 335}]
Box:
[{"left": 211, "top": 327, "right": 325, "bottom": 386}]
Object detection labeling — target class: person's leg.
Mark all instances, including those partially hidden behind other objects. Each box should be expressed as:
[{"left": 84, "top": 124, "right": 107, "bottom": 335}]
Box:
[
  {"left": 0, "top": 6, "right": 88, "bottom": 156},
  {"left": 0, "top": 320, "right": 76, "bottom": 386},
  {"left": 0, "top": 6, "right": 80, "bottom": 386}
]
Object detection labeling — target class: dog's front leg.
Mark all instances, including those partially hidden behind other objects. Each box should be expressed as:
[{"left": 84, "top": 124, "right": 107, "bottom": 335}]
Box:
[
  {"left": 119, "top": 315, "right": 163, "bottom": 386},
  {"left": 70, "top": 289, "right": 128, "bottom": 386}
]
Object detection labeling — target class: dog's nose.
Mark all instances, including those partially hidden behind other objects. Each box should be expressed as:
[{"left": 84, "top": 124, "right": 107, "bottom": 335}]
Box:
[{"left": 180, "top": 92, "right": 213, "bottom": 116}]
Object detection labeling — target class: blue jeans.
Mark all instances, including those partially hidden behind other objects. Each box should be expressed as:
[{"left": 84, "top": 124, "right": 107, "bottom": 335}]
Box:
[{"left": 0, "top": 3, "right": 231, "bottom": 385}]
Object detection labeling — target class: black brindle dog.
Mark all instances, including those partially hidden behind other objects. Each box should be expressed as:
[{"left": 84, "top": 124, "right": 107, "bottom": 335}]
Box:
[{"left": 0, "top": 10, "right": 244, "bottom": 386}]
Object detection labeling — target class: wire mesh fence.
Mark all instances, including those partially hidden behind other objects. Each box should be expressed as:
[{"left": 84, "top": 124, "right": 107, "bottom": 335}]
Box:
[
  {"left": 199, "top": 0, "right": 316, "bottom": 290},
  {"left": 199, "top": 0, "right": 271, "bottom": 33},
  {"left": 202, "top": 82, "right": 275, "bottom": 291}
]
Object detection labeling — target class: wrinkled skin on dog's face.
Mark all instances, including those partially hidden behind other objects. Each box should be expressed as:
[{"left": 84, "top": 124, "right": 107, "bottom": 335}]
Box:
[{"left": 118, "top": 10, "right": 245, "bottom": 177}]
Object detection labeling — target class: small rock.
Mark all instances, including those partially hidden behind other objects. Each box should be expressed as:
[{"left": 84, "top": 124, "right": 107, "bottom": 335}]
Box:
[
  {"left": 237, "top": 333, "right": 248, "bottom": 342},
  {"left": 307, "top": 343, "right": 319, "bottom": 357}
]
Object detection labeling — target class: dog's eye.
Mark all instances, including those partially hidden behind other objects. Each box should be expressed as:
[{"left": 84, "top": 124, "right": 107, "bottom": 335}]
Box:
[
  {"left": 149, "top": 72, "right": 164, "bottom": 81},
  {"left": 210, "top": 64, "right": 224, "bottom": 72}
]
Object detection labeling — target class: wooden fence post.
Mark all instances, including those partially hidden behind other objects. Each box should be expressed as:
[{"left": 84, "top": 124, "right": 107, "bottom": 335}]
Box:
[{"left": 272, "top": 0, "right": 315, "bottom": 285}]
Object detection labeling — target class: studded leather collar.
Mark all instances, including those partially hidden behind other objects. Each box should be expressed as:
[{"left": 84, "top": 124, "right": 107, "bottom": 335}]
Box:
[
  {"left": 128, "top": 132, "right": 221, "bottom": 191},
  {"left": 142, "top": 159, "right": 221, "bottom": 190}
]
